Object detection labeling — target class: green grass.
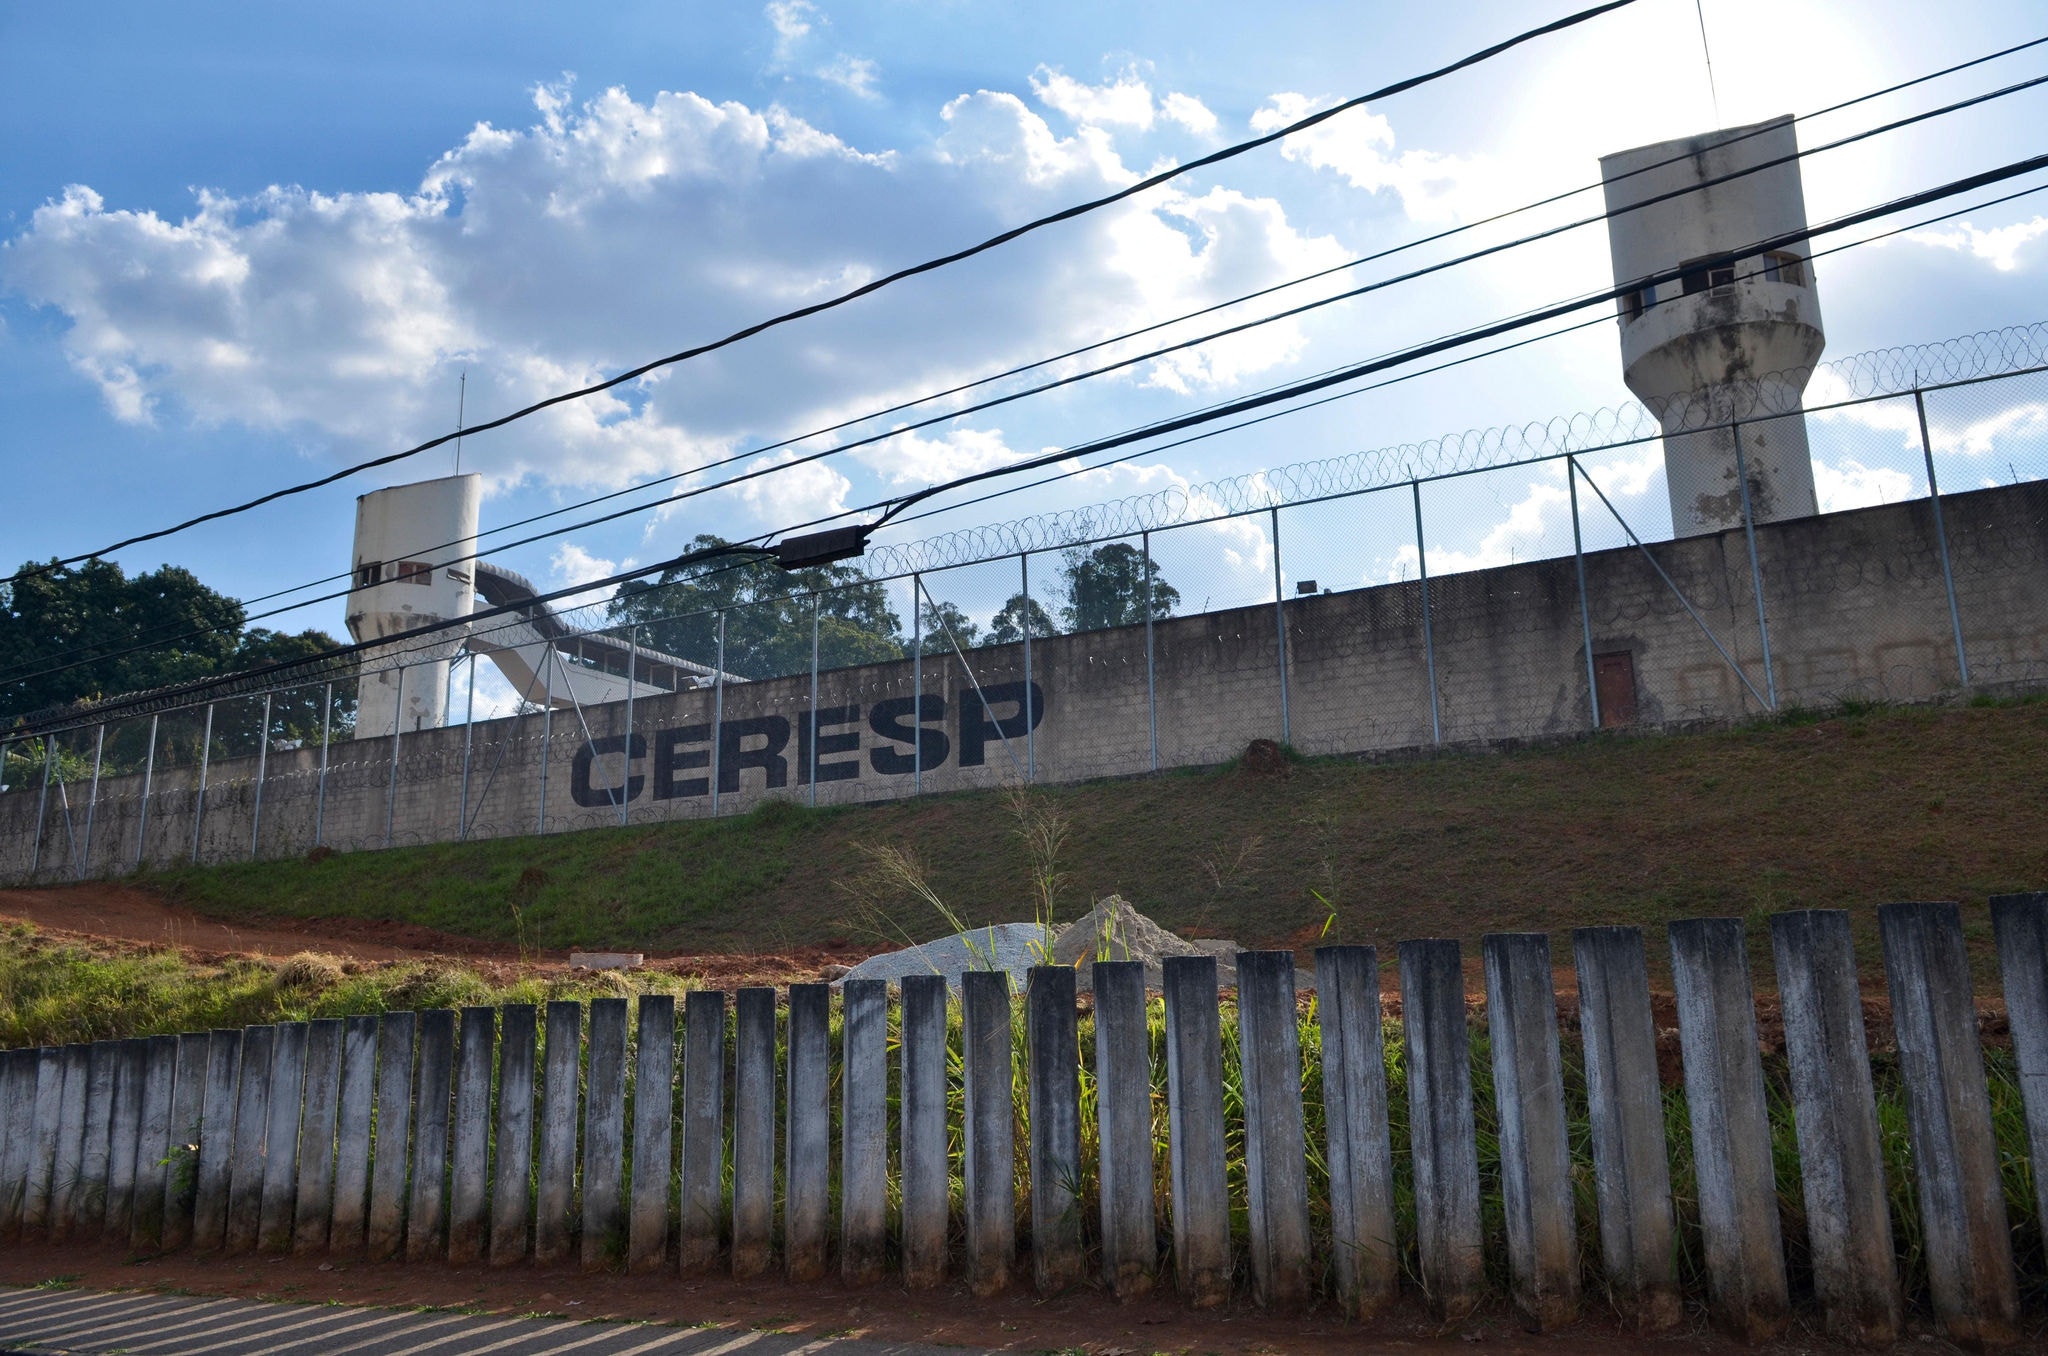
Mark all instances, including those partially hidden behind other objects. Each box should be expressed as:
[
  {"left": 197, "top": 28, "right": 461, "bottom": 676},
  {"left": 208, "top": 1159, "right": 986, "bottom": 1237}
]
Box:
[
  {"left": 120, "top": 698, "right": 2048, "bottom": 984},
  {"left": 0, "top": 921, "right": 696, "bottom": 1047}
]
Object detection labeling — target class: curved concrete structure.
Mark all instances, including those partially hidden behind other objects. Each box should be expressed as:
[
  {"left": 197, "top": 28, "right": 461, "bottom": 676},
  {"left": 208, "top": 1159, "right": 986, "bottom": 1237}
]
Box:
[{"left": 1602, "top": 116, "right": 1823, "bottom": 536}]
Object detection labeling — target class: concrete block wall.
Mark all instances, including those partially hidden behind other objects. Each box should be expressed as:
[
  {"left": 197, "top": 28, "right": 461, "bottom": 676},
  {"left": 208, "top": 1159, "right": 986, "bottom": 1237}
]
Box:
[
  {"left": 2, "top": 896, "right": 2043, "bottom": 1343},
  {"left": 3, "top": 482, "right": 2044, "bottom": 880}
]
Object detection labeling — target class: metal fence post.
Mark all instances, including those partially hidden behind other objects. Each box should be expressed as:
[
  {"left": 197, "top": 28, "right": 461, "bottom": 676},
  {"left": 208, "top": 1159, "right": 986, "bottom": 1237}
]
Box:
[
  {"left": 459, "top": 654, "right": 477, "bottom": 842},
  {"left": 1568, "top": 458, "right": 1603, "bottom": 730},
  {"left": 135, "top": 714, "right": 158, "bottom": 871},
  {"left": 1271, "top": 506, "right": 1290, "bottom": 746},
  {"left": 1020, "top": 554, "right": 1035, "bottom": 782},
  {"left": 808, "top": 594, "right": 821, "bottom": 808},
  {"left": 30, "top": 737, "right": 54, "bottom": 880},
  {"left": 314, "top": 684, "right": 331, "bottom": 849},
  {"left": 1143, "top": 531, "right": 1158, "bottom": 772},
  {"left": 190, "top": 703, "right": 214, "bottom": 864},
  {"left": 384, "top": 666, "right": 404, "bottom": 849},
  {"left": 911, "top": 576, "right": 923, "bottom": 797},
  {"left": 1732, "top": 421, "right": 1779, "bottom": 711},
  {"left": 1412, "top": 480, "right": 1442, "bottom": 745},
  {"left": 617, "top": 627, "right": 637, "bottom": 828},
  {"left": 710, "top": 610, "right": 726, "bottom": 817},
  {"left": 80, "top": 724, "right": 105, "bottom": 878},
  {"left": 536, "top": 647, "right": 554, "bottom": 834},
  {"left": 249, "top": 693, "right": 273, "bottom": 860},
  {"left": 1914, "top": 389, "right": 1971, "bottom": 689}
]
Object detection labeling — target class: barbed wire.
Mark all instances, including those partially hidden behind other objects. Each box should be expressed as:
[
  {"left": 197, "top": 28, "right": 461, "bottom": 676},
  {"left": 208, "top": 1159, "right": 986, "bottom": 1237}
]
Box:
[{"left": 7, "top": 321, "right": 2046, "bottom": 740}]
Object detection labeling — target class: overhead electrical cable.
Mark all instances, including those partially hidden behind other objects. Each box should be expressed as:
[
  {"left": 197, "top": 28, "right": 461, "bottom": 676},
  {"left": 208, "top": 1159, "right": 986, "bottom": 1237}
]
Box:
[
  {"left": 20, "top": 29, "right": 2042, "bottom": 662},
  {"left": 17, "top": 51, "right": 2034, "bottom": 692},
  {"left": 9, "top": 157, "right": 2044, "bottom": 727},
  {"left": 1, "top": 0, "right": 1648, "bottom": 587}
]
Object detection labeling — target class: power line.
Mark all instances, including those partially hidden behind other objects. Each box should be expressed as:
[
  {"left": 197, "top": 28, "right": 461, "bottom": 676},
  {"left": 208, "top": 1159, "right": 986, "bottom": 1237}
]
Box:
[
  {"left": 16, "top": 49, "right": 2033, "bottom": 695},
  {"left": 21, "top": 30, "right": 2041, "bottom": 664},
  {"left": 10, "top": 157, "right": 2044, "bottom": 726},
  {"left": 4, "top": 0, "right": 1644, "bottom": 588}
]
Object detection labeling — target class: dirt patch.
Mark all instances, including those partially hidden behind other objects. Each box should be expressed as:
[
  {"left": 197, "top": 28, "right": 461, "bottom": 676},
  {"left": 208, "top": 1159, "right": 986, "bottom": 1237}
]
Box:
[
  {"left": 0, "top": 1243, "right": 1933, "bottom": 1354},
  {"left": 0, "top": 884, "right": 883, "bottom": 989},
  {"left": 1235, "top": 737, "right": 1292, "bottom": 780}
]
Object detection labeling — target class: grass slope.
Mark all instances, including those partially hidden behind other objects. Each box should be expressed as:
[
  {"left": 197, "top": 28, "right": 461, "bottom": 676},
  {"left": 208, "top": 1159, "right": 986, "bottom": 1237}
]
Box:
[{"left": 143, "top": 699, "right": 2048, "bottom": 974}]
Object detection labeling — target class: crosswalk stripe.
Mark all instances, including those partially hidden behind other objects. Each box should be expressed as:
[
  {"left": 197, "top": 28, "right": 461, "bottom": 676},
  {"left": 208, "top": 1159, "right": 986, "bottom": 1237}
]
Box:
[
  {"left": 245, "top": 1306, "right": 427, "bottom": 1356},
  {"left": 373, "top": 1314, "right": 526, "bottom": 1356},
  {"left": 118, "top": 1301, "right": 347, "bottom": 1354},
  {"left": 0, "top": 1291, "right": 158, "bottom": 1337},
  {"left": 11, "top": 1295, "right": 229, "bottom": 1345},
  {"left": 501, "top": 1319, "right": 663, "bottom": 1356},
  {"left": 309, "top": 1311, "right": 470, "bottom": 1356},
  {"left": 612, "top": 1327, "right": 767, "bottom": 1356},
  {"left": 400, "top": 1316, "right": 583, "bottom": 1356}
]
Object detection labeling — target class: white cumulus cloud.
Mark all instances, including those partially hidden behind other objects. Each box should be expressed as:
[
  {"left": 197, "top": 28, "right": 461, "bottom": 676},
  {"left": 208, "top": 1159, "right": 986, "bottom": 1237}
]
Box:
[{"left": 1251, "top": 93, "right": 1485, "bottom": 224}]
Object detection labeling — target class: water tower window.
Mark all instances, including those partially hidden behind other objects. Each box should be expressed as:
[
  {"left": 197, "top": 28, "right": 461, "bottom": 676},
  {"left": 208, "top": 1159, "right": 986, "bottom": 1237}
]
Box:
[
  {"left": 394, "top": 560, "right": 434, "bottom": 586},
  {"left": 1680, "top": 258, "right": 1737, "bottom": 296},
  {"left": 1621, "top": 283, "right": 1655, "bottom": 323},
  {"left": 1762, "top": 250, "right": 1806, "bottom": 286},
  {"left": 356, "top": 562, "right": 383, "bottom": 588}
]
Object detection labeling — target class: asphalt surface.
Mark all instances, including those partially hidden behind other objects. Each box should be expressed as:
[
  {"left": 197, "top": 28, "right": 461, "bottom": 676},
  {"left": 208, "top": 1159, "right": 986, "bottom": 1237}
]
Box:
[{"left": 0, "top": 1286, "right": 988, "bottom": 1356}]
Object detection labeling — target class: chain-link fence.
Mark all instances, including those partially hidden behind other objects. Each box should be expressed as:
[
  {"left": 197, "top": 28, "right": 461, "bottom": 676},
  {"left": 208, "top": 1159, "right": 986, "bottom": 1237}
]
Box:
[{"left": 4, "top": 325, "right": 2046, "bottom": 881}]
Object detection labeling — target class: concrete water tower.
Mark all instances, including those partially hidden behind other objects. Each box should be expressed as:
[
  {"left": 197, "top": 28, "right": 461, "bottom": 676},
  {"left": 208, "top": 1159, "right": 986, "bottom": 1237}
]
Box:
[
  {"left": 1601, "top": 115, "right": 1823, "bottom": 536},
  {"left": 345, "top": 474, "right": 481, "bottom": 738}
]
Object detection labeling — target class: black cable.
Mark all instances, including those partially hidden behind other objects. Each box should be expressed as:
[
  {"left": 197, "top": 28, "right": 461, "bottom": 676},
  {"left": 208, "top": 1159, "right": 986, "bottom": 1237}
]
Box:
[
  {"left": 26, "top": 30, "right": 2044, "bottom": 660},
  {"left": 871, "top": 150, "right": 2048, "bottom": 522},
  {"left": 2, "top": 0, "right": 1645, "bottom": 588},
  {"left": 22, "top": 55, "right": 2027, "bottom": 693},
  {"left": 12, "top": 162, "right": 2044, "bottom": 723}
]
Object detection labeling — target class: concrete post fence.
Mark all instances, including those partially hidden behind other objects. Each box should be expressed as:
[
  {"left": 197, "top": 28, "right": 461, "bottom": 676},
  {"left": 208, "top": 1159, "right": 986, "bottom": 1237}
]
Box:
[{"left": 2, "top": 898, "right": 2045, "bottom": 1347}]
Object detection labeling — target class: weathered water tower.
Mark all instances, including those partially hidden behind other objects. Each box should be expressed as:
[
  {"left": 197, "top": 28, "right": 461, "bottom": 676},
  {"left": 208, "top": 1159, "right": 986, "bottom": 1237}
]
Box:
[
  {"left": 1601, "top": 115, "right": 1822, "bottom": 536},
  {"left": 345, "top": 474, "right": 481, "bottom": 738}
]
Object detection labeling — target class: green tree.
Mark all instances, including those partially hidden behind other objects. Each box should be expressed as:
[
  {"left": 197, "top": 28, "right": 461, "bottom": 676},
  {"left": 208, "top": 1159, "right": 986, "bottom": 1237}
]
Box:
[
  {"left": 1059, "top": 543, "right": 1181, "bottom": 633},
  {"left": 606, "top": 534, "right": 904, "bottom": 680},
  {"left": 982, "top": 593, "right": 1058, "bottom": 646},
  {"left": 915, "top": 598, "right": 980, "bottom": 655}
]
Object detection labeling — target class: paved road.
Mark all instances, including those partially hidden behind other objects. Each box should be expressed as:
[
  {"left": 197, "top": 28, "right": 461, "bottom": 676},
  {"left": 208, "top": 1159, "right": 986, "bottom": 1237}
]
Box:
[{"left": 0, "top": 1287, "right": 987, "bottom": 1356}]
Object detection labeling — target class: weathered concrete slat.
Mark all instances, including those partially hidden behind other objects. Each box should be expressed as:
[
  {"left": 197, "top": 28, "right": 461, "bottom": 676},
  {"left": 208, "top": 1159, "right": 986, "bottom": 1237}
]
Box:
[
  {"left": 160, "top": 1033, "right": 209, "bottom": 1251},
  {"left": 731, "top": 986, "right": 776, "bottom": 1279},
  {"left": 1314, "top": 945, "right": 1398, "bottom": 1319},
  {"left": 47, "top": 1045, "right": 90, "bottom": 1242},
  {"left": 534, "top": 1000, "right": 582, "bottom": 1266},
  {"left": 1399, "top": 939, "right": 1483, "bottom": 1320},
  {"left": 75, "top": 1040, "right": 117, "bottom": 1239},
  {"left": 129, "top": 1035, "right": 178, "bottom": 1250},
  {"left": 103, "top": 1037, "right": 148, "bottom": 1244},
  {"left": 963, "top": 970, "right": 1016, "bottom": 1298},
  {"left": 1483, "top": 933, "right": 1579, "bottom": 1331},
  {"left": 1026, "top": 965, "right": 1084, "bottom": 1294},
  {"left": 1770, "top": 910, "right": 1901, "bottom": 1344},
  {"left": 1668, "top": 918, "right": 1788, "bottom": 1341},
  {"left": 1991, "top": 893, "right": 2048, "bottom": 1283},
  {"left": 190, "top": 1028, "right": 242, "bottom": 1251},
  {"left": 1237, "top": 950, "right": 1311, "bottom": 1309},
  {"left": 628, "top": 995, "right": 676, "bottom": 1274},
  {"left": 365, "top": 1011, "right": 416, "bottom": 1261},
  {"left": 783, "top": 983, "right": 830, "bottom": 1283},
  {"left": 448, "top": 1006, "right": 497, "bottom": 1264},
  {"left": 223, "top": 1024, "right": 275, "bottom": 1254},
  {"left": 259, "top": 1022, "right": 309, "bottom": 1253},
  {"left": 328, "top": 1015, "right": 378, "bottom": 1256},
  {"left": 1880, "top": 901, "right": 2019, "bottom": 1347},
  {"left": 1095, "top": 960, "right": 1157, "bottom": 1298},
  {"left": 290, "top": 1019, "right": 342, "bottom": 1255},
  {"left": 0, "top": 1048, "right": 39, "bottom": 1240},
  {"left": 679, "top": 989, "right": 726, "bottom": 1274},
  {"left": 1161, "top": 955, "right": 1230, "bottom": 1309},
  {"left": 20, "top": 1047, "right": 66, "bottom": 1240},
  {"left": 580, "top": 997, "right": 628, "bottom": 1270},
  {"left": 900, "top": 973, "right": 949, "bottom": 1289},
  {"left": 840, "top": 979, "right": 888, "bottom": 1285},
  {"left": 489, "top": 1004, "right": 538, "bottom": 1266},
  {"left": 1571, "top": 926, "right": 1678, "bottom": 1331},
  {"left": 404, "top": 1008, "right": 457, "bottom": 1263}
]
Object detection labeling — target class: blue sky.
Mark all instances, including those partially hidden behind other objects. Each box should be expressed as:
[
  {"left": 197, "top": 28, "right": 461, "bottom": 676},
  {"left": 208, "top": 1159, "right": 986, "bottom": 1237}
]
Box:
[{"left": 4, "top": 0, "right": 2046, "bottom": 681}]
